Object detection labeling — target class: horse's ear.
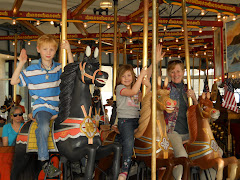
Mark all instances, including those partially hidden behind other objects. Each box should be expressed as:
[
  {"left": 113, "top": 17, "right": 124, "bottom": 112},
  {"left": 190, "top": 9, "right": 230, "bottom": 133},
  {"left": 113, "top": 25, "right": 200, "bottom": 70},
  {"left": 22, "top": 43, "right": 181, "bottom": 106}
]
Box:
[
  {"left": 163, "top": 77, "right": 169, "bottom": 89},
  {"left": 157, "top": 76, "right": 161, "bottom": 89},
  {"left": 86, "top": 46, "right": 91, "bottom": 57},
  {"left": 94, "top": 47, "right": 99, "bottom": 58},
  {"left": 202, "top": 93, "right": 206, "bottom": 99},
  {"left": 206, "top": 92, "right": 210, "bottom": 99}
]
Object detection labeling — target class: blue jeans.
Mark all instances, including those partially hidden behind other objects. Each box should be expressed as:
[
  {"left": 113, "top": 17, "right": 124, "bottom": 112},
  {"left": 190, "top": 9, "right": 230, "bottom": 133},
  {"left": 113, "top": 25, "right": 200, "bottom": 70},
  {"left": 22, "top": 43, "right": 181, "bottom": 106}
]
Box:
[
  {"left": 118, "top": 118, "right": 139, "bottom": 173},
  {"left": 35, "top": 111, "right": 52, "bottom": 161}
]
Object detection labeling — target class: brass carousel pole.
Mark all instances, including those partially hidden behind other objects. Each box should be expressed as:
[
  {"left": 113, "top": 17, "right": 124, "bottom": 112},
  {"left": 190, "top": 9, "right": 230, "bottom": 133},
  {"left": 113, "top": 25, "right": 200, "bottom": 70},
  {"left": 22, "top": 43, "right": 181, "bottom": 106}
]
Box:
[
  {"left": 142, "top": 0, "right": 149, "bottom": 98},
  {"left": 198, "top": 57, "right": 201, "bottom": 96},
  {"left": 192, "top": 56, "right": 195, "bottom": 89},
  {"left": 61, "top": 0, "right": 67, "bottom": 70},
  {"left": 151, "top": 0, "right": 157, "bottom": 178},
  {"left": 13, "top": 34, "right": 17, "bottom": 102},
  {"left": 113, "top": 0, "right": 118, "bottom": 101},
  {"left": 99, "top": 24, "right": 102, "bottom": 67},
  {"left": 123, "top": 39, "right": 127, "bottom": 65},
  {"left": 182, "top": 0, "right": 192, "bottom": 106}
]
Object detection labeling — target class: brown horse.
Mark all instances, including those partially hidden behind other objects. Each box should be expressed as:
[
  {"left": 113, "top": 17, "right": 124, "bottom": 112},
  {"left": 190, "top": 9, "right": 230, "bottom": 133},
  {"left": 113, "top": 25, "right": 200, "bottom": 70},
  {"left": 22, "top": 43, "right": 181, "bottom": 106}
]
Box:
[
  {"left": 134, "top": 82, "right": 190, "bottom": 180},
  {"left": 185, "top": 92, "right": 238, "bottom": 180}
]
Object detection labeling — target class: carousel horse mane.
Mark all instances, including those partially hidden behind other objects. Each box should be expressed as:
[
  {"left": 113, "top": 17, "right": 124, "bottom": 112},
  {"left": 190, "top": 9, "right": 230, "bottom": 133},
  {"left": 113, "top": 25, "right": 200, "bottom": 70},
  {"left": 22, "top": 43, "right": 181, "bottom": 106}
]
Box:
[
  {"left": 55, "top": 62, "right": 79, "bottom": 125},
  {"left": 134, "top": 91, "right": 152, "bottom": 138}
]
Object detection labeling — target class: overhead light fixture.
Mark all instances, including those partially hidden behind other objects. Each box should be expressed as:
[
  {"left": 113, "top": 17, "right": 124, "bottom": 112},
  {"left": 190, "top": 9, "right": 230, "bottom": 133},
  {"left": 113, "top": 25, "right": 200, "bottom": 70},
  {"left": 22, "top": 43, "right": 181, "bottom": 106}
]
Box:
[
  {"left": 28, "top": 41, "right": 31, "bottom": 45},
  {"left": 127, "top": 25, "right": 130, "bottom": 30},
  {"left": 29, "top": 58, "right": 31, "bottom": 62},
  {"left": 107, "top": 23, "right": 111, "bottom": 29},
  {"left": 192, "top": 38, "right": 195, "bottom": 42},
  {"left": 12, "top": 19, "right": 16, "bottom": 25},
  {"left": 176, "top": 38, "right": 178, "bottom": 42},
  {"left": 130, "top": 50, "right": 132, "bottom": 54},
  {"left": 232, "top": 16, "right": 236, "bottom": 21},
  {"left": 199, "top": 28, "right": 202, "bottom": 33},
  {"left": 50, "top": 21, "right": 54, "bottom": 25},
  {"left": 201, "top": 10, "right": 205, "bottom": 16},
  {"left": 100, "top": 0, "right": 113, "bottom": 9},
  {"left": 167, "top": 47, "right": 169, "bottom": 51},
  {"left": 105, "top": 52, "right": 108, "bottom": 55},
  {"left": 83, "top": 22, "right": 87, "bottom": 28},
  {"left": 178, "top": 55, "right": 180, "bottom": 58},
  {"left": 36, "top": 20, "right": 40, "bottom": 26},
  {"left": 129, "top": 39, "right": 133, "bottom": 43},
  {"left": 160, "top": 38, "right": 163, "bottom": 43},
  {"left": 73, "top": 54, "right": 76, "bottom": 57},
  {"left": 212, "top": 26, "right": 215, "bottom": 30},
  {"left": 217, "top": 13, "right": 221, "bottom": 19},
  {"left": 204, "top": 45, "right": 207, "bottom": 48},
  {"left": 196, "top": 53, "right": 198, "bottom": 56},
  {"left": 78, "top": 40, "right": 81, "bottom": 44},
  {"left": 181, "top": 27, "right": 184, "bottom": 32},
  {"left": 179, "top": 46, "right": 181, "bottom": 50},
  {"left": 163, "top": 26, "right": 166, "bottom": 31},
  {"left": 95, "top": 40, "right": 99, "bottom": 44},
  {"left": 204, "top": 52, "right": 206, "bottom": 55},
  {"left": 169, "top": 56, "right": 172, "bottom": 59},
  {"left": 12, "top": 41, "right": 15, "bottom": 46}
]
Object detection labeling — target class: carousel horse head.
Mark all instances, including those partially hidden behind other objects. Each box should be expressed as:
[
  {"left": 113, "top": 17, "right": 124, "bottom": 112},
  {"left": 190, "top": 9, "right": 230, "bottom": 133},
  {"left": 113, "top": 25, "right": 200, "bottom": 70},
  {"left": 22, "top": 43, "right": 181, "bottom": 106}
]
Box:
[
  {"left": 198, "top": 92, "right": 220, "bottom": 120},
  {"left": 0, "top": 96, "right": 14, "bottom": 113},
  {"left": 157, "top": 77, "right": 177, "bottom": 114}
]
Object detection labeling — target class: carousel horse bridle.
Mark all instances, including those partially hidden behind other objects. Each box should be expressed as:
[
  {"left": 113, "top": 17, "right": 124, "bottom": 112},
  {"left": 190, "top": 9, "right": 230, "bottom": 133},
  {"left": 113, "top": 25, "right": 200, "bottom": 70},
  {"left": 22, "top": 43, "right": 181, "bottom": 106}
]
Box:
[{"left": 79, "top": 62, "right": 100, "bottom": 84}]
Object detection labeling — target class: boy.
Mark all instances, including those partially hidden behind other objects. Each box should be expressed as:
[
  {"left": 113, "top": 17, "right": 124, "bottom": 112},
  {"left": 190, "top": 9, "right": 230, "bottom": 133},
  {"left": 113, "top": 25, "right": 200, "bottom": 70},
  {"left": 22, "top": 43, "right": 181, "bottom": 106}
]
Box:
[{"left": 11, "top": 34, "right": 73, "bottom": 178}]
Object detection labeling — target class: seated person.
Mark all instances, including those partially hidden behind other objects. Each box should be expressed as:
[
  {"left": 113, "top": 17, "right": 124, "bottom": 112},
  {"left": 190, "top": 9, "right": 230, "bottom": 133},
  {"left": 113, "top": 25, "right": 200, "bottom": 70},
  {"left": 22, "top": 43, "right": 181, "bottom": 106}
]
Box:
[
  {"left": 15, "top": 94, "right": 25, "bottom": 113},
  {"left": 2, "top": 106, "right": 24, "bottom": 146}
]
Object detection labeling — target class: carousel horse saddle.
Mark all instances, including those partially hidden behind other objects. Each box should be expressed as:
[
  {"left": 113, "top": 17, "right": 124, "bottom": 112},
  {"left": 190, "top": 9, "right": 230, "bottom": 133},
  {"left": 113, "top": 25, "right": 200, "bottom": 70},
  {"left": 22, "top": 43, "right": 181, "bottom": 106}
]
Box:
[{"left": 16, "top": 120, "right": 58, "bottom": 153}]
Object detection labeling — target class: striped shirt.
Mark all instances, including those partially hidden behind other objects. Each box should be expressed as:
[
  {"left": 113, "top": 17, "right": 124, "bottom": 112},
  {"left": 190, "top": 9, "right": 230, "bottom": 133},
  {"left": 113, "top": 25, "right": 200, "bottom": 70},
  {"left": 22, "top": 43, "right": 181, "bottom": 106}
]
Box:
[{"left": 19, "top": 59, "right": 62, "bottom": 117}]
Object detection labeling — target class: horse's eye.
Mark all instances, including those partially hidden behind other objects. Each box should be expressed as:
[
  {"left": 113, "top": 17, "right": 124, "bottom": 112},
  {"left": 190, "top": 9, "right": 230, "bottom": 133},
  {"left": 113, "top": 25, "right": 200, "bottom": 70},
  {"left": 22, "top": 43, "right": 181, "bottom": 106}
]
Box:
[{"left": 158, "top": 95, "right": 161, "bottom": 98}]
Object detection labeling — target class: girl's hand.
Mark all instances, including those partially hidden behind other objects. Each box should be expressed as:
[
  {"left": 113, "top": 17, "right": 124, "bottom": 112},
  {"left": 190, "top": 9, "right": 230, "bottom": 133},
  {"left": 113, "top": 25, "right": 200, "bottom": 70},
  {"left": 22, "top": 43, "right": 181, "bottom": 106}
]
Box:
[
  {"left": 18, "top": 49, "right": 28, "bottom": 64},
  {"left": 142, "top": 78, "right": 151, "bottom": 87},
  {"left": 140, "top": 67, "right": 148, "bottom": 77},
  {"left": 156, "top": 44, "right": 165, "bottom": 64},
  {"left": 61, "top": 40, "right": 71, "bottom": 52}
]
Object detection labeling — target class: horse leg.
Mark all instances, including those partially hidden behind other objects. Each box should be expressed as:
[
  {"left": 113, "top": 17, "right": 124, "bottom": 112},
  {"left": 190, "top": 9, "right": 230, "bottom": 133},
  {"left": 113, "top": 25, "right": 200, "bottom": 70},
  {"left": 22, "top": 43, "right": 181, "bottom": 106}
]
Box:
[
  {"left": 84, "top": 145, "right": 97, "bottom": 180},
  {"left": 161, "top": 159, "right": 174, "bottom": 180},
  {"left": 214, "top": 158, "right": 224, "bottom": 180},
  {"left": 11, "top": 145, "right": 29, "bottom": 180},
  {"left": 96, "top": 143, "right": 122, "bottom": 180},
  {"left": 225, "top": 157, "right": 238, "bottom": 180},
  {"left": 172, "top": 157, "right": 190, "bottom": 180}
]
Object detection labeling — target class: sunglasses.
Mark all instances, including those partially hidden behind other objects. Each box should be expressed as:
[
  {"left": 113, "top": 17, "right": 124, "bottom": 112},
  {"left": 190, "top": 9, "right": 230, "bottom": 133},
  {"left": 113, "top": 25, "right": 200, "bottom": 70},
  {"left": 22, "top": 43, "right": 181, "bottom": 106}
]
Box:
[
  {"left": 13, "top": 113, "right": 23, "bottom": 117},
  {"left": 168, "top": 59, "right": 183, "bottom": 65}
]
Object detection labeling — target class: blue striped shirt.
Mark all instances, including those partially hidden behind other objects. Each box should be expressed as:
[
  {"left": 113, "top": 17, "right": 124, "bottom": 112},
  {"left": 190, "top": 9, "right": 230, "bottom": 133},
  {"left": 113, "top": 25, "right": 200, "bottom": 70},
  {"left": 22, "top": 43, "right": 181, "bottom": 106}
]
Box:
[{"left": 19, "top": 59, "right": 62, "bottom": 117}]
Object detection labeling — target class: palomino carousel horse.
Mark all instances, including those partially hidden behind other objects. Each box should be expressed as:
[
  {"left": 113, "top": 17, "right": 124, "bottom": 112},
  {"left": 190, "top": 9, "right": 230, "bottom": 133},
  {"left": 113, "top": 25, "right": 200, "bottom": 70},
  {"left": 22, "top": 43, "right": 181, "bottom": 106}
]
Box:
[
  {"left": 134, "top": 79, "right": 190, "bottom": 179},
  {"left": 185, "top": 92, "right": 238, "bottom": 180},
  {"left": 11, "top": 47, "right": 121, "bottom": 180}
]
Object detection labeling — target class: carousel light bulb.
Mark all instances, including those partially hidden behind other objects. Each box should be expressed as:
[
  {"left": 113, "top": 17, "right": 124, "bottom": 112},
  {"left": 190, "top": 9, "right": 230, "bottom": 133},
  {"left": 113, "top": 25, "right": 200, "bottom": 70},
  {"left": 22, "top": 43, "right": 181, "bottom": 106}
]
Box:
[
  {"left": 178, "top": 55, "right": 180, "bottom": 58},
  {"left": 185, "top": 7, "right": 188, "bottom": 13},
  {"left": 212, "top": 26, "right": 215, "bottom": 30},
  {"left": 201, "top": 10, "right": 205, "bottom": 16},
  {"left": 12, "top": 19, "right": 16, "bottom": 25},
  {"left": 107, "top": 23, "right": 110, "bottom": 29},
  {"left": 218, "top": 18, "right": 221, "bottom": 22},
  {"left": 50, "top": 21, "right": 54, "bottom": 25},
  {"left": 192, "top": 38, "right": 195, "bottom": 42},
  {"left": 204, "top": 45, "right": 207, "bottom": 48},
  {"left": 127, "top": 25, "right": 130, "bottom": 30},
  {"left": 219, "top": 77, "right": 222, "bottom": 80},
  {"left": 209, "top": 61, "right": 212, "bottom": 64},
  {"left": 164, "top": 26, "right": 166, "bottom": 31},
  {"left": 105, "top": 52, "right": 108, "bottom": 55},
  {"left": 83, "top": 23, "right": 87, "bottom": 28},
  {"left": 182, "top": 27, "right": 184, "bottom": 32},
  {"left": 36, "top": 20, "right": 40, "bottom": 26},
  {"left": 167, "top": 47, "right": 169, "bottom": 51},
  {"left": 130, "top": 50, "right": 132, "bottom": 53},
  {"left": 176, "top": 38, "right": 178, "bottom": 42},
  {"left": 217, "top": 13, "right": 221, "bottom": 19},
  {"left": 225, "top": 75, "right": 227, "bottom": 78},
  {"left": 199, "top": 28, "right": 202, "bottom": 33},
  {"left": 232, "top": 16, "right": 236, "bottom": 21},
  {"left": 204, "top": 52, "right": 206, "bottom": 55},
  {"left": 28, "top": 41, "right": 31, "bottom": 45},
  {"left": 179, "top": 46, "right": 181, "bottom": 50},
  {"left": 169, "top": 56, "right": 172, "bottom": 59},
  {"left": 196, "top": 53, "right": 198, "bottom": 56},
  {"left": 95, "top": 40, "right": 98, "bottom": 44},
  {"left": 160, "top": 38, "right": 163, "bottom": 43},
  {"left": 129, "top": 39, "right": 133, "bottom": 43},
  {"left": 78, "top": 40, "right": 81, "bottom": 44},
  {"left": 29, "top": 58, "right": 31, "bottom": 62},
  {"left": 12, "top": 41, "right": 15, "bottom": 46}
]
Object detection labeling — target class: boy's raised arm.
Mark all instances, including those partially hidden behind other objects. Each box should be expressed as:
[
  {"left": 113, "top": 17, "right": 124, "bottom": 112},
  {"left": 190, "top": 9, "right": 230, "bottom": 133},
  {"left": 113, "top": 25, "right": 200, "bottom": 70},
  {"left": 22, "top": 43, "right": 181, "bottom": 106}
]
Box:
[
  {"left": 61, "top": 40, "right": 74, "bottom": 64},
  {"left": 11, "top": 49, "right": 28, "bottom": 85}
]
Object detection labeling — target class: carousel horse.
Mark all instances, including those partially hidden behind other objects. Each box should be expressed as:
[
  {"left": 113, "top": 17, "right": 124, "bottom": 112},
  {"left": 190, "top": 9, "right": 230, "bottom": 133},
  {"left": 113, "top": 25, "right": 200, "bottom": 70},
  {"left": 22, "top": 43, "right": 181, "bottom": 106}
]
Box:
[
  {"left": 92, "top": 88, "right": 105, "bottom": 127},
  {"left": 0, "top": 96, "right": 14, "bottom": 123},
  {"left": 185, "top": 92, "right": 238, "bottom": 180},
  {"left": 133, "top": 78, "right": 190, "bottom": 180},
  {"left": 11, "top": 47, "right": 121, "bottom": 180}
]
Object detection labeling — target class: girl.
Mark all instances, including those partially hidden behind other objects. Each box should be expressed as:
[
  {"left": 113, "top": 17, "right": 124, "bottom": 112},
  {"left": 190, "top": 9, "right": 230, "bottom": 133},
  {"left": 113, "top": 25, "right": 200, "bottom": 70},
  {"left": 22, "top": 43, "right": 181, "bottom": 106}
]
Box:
[
  {"left": 116, "top": 64, "right": 151, "bottom": 180},
  {"left": 2, "top": 106, "right": 24, "bottom": 146}
]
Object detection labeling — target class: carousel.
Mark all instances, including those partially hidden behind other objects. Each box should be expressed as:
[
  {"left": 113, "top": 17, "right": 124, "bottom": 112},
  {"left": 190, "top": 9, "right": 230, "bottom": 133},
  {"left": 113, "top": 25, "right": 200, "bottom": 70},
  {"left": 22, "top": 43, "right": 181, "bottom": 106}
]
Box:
[{"left": 0, "top": 0, "right": 239, "bottom": 179}]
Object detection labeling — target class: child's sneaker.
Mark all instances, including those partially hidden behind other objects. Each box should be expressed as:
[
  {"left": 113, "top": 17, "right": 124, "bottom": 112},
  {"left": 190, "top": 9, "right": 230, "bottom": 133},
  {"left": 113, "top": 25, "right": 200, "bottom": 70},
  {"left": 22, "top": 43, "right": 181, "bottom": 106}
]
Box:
[{"left": 42, "top": 162, "right": 62, "bottom": 178}]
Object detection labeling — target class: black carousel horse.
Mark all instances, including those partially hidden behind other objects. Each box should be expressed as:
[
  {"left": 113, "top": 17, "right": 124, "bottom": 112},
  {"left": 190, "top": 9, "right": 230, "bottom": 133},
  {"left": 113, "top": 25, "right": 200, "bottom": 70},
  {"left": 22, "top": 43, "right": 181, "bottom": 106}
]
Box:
[{"left": 11, "top": 47, "right": 121, "bottom": 180}]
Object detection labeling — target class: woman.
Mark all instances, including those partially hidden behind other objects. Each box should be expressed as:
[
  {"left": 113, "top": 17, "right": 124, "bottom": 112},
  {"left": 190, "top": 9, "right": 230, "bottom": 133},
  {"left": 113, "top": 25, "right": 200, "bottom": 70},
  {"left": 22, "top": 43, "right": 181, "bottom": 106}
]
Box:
[
  {"left": 2, "top": 106, "right": 24, "bottom": 146},
  {"left": 165, "top": 59, "right": 198, "bottom": 180}
]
